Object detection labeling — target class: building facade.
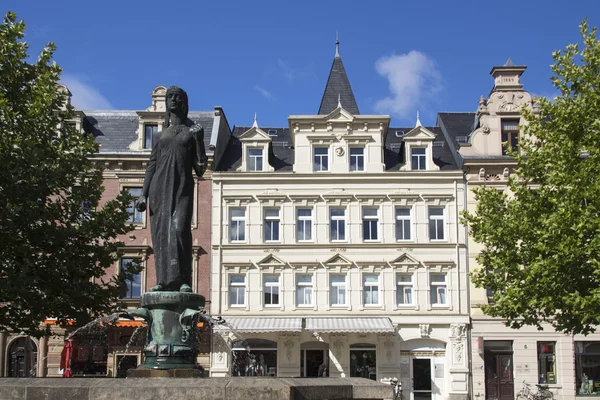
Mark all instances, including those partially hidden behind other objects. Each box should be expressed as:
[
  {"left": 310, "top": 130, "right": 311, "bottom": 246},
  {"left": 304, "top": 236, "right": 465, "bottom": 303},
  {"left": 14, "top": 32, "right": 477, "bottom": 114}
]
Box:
[{"left": 210, "top": 48, "right": 470, "bottom": 400}]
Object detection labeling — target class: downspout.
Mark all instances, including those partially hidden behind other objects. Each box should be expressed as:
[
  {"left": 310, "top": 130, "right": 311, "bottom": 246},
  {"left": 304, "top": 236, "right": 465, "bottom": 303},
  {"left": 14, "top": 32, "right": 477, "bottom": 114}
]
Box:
[{"left": 463, "top": 168, "right": 474, "bottom": 399}]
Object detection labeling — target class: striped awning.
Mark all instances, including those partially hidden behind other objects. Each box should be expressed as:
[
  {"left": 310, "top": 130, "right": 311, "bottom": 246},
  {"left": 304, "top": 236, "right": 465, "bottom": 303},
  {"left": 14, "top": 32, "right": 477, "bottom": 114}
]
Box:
[
  {"left": 215, "top": 317, "right": 302, "bottom": 333},
  {"left": 305, "top": 317, "right": 395, "bottom": 333}
]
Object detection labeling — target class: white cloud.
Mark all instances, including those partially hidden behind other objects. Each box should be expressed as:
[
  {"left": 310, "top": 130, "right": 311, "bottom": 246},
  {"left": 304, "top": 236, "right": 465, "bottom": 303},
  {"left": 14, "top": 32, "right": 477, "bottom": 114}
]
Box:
[
  {"left": 277, "top": 59, "right": 295, "bottom": 82},
  {"left": 254, "top": 85, "right": 276, "bottom": 101},
  {"left": 374, "top": 51, "right": 443, "bottom": 119},
  {"left": 60, "top": 74, "right": 114, "bottom": 110}
]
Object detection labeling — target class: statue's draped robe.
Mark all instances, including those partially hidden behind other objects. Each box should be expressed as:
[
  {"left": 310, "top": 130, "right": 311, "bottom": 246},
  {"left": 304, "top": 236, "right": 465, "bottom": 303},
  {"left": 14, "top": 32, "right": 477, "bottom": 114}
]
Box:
[{"left": 142, "top": 123, "right": 205, "bottom": 290}]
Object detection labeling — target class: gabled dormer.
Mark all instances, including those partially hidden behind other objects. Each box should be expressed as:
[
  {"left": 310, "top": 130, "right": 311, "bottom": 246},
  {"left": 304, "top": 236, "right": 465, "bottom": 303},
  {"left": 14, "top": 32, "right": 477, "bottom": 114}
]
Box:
[
  {"left": 459, "top": 59, "right": 538, "bottom": 158},
  {"left": 399, "top": 125, "right": 440, "bottom": 171},
  {"left": 57, "top": 84, "right": 85, "bottom": 133},
  {"left": 237, "top": 118, "right": 274, "bottom": 172},
  {"left": 131, "top": 85, "right": 167, "bottom": 151}
]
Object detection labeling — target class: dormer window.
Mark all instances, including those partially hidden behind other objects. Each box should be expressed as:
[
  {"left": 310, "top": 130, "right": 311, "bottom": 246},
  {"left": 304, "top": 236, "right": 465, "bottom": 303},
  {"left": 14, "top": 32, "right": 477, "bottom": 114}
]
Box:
[
  {"left": 411, "top": 147, "right": 427, "bottom": 170},
  {"left": 314, "top": 147, "right": 329, "bottom": 172},
  {"left": 349, "top": 147, "right": 364, "bottom": 172},
  {"left": 248, "top": 148, "right": 263, "bottom": 171},
  {"left": 144, "top": 124, "right": 158, "bottom": 149},
  {"left": 501, "top": 119, "right": 519, "bottom": 155}
]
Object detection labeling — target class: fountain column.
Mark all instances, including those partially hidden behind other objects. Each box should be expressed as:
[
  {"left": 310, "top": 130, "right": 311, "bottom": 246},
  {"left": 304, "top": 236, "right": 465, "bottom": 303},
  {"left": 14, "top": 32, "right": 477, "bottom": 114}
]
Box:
[{"left": 38, "top": 335, "right": 47, "bottom": 377}]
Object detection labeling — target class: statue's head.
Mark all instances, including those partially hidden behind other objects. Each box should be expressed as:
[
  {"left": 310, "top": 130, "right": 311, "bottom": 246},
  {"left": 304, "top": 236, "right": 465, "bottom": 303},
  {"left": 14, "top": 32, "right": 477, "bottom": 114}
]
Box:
[{"left": 165, "top": 86, "right": 189, "bottom": 125}]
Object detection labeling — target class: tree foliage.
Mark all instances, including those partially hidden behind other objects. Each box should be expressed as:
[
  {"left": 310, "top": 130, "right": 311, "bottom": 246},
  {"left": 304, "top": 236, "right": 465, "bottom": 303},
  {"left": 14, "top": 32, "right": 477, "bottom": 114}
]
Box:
[
  {"left": 463, "top": 20, "right": 600, "bottom": 335},
  {"left": 0, "top": 12, "right": 135, "bottom": 337}
]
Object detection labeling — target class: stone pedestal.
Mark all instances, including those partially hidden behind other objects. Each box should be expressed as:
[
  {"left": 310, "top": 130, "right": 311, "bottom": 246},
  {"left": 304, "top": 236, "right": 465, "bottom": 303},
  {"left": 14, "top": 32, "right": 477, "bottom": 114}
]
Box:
[{"left": 132, "top": 291, "right": 206, "bottom": 370}]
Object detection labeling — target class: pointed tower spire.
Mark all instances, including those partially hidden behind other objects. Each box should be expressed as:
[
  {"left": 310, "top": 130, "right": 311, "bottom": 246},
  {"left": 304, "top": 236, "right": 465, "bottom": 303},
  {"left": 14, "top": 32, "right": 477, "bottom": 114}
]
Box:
[
  {"left": 415, "top": 111, "right": 422, "bottom": 128},
  {"left": 252, "top": 112, "right": 258, "bottom": 128},
  {"left": 318, "top": 36, "right": 359, "bottom": 115},
  {"left": 335, "top": 31, "right": 340, "bottom": 58},
  {"left": 504, "top": 57, "right": 514, "bottom": 66}
]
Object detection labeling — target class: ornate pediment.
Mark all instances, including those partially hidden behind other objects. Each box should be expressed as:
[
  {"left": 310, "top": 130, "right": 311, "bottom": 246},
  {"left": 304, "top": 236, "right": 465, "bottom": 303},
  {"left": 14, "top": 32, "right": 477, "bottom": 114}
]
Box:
[
  {"left": 389, "top": 253, "right": 421, "bottom": 269},
  {"left": 325, "top": 106, "right": 355, "bottom": 122},
  {"left": 323, "top": 253, "right": 353, "bottom": 268},
  {"left": 238, "top": 126, "right": 272, "bottom": 142},
  {"left": 402, "top": 126, "right": 437, "bottom": 141},
  {"left": 256, "top": 254, "right": 287, "bottom": 269}
]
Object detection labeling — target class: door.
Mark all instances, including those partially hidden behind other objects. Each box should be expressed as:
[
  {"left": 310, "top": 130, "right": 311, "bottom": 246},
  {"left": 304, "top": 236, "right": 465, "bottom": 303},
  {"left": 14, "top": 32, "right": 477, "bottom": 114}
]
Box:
[
  {"left": 412, "top": 358, "right": 432, "bottom": 400},
  {"left": 484, "top": 352, "right": 514, "bottom": 400},
  {"left": 303, "top": 350, "right": 325, "bottom": 377},
  {"left": 8, "top": 337, "right": 37, "bottom": 377}
]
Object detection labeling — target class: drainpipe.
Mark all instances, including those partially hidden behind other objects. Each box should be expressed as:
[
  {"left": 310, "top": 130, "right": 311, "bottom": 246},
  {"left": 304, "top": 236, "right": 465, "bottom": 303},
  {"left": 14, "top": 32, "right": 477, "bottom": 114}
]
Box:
[{"left": 463, "top": 169, "right": 475, "bottom": 399}]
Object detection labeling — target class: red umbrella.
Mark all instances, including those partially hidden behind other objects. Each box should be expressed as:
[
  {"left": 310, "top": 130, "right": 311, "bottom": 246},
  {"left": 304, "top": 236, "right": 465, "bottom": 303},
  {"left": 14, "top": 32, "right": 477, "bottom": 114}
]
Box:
[{"left": 60, "top": 340, "right": 73, "bottom": 378}]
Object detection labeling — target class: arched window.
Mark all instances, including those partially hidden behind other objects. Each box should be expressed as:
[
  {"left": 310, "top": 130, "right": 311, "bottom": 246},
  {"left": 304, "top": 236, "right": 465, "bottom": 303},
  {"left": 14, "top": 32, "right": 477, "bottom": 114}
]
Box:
[
  {"left": 8, "top": 337, "right": 37, "bottom": 377},
  {"left": 231, "top": 339, "right": 277, "bottom": 377},
  {"left": 350, "top": 343, "right": 376, "bottom": 381}
]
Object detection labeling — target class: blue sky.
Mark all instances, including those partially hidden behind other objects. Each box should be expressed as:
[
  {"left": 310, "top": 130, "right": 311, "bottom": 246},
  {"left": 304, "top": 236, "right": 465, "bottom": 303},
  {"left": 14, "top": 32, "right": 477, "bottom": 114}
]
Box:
[{"left": 6, "top": 0, "right": 600, "bottom": 128}]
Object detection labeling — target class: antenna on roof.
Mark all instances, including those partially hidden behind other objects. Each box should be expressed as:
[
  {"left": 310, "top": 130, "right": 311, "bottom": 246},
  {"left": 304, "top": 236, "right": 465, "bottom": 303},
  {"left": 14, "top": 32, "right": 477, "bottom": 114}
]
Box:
[
  {"left": 415, "top": 110, "right": 422, "bottom": 128},
  {"left": 252, "top": 112, "right": 258, "bottom": 128},
  {"left": 335, "top": 31, "right": 340, "bottom": 57}
]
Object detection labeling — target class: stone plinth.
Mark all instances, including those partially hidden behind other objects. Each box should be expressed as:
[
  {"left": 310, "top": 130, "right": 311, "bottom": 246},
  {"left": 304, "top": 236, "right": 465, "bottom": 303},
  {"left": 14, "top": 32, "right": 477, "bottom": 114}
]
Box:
[
  {"left": 127, "top": 368, "right": 204, "bottom": 378},
  {"left": 0, "top": 377, "right": 394, "bottom": 400}
]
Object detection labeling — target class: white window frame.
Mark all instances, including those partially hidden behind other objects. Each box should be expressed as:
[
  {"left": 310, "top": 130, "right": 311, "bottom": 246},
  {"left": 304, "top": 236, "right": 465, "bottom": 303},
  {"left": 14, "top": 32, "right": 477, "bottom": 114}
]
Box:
[
  {"left": 263, "top": 208, "right": 281, "bottom": 242},
  {"left": 396, "top": 274, "right": 413, "bottom": 306},
  {"left": 349, "top": 147, "right": 365, "bottom": 172},
  {"left": 395, "top": 207, "right": 412, "bottom": 241},
  {"left": 428, "top": 207, "right": 445, "bottom": 241},
  {"left": 313, "top": 146, "right": 329, "bottom": 172},
  {"left": 296, "top": 274, "right": 313, "bottom": 306},
  {"left": 229, "top": 274, "right": 246, "bottom": 307},
  {"left": 263, "top": 274, "right": 280, "bottom": 307},
  {"left": 248, "top": 148, "right": 263, "bottom": 171},
  {"left": 329, "top": 274, "right": 347, "bottom": 306},
  {"left": 296, "top": 208, "right": 313, "bottom": 242},
  {"left": 430, "top": 273, "right": 448, "bottom": 306},
  {"left": 411, "top": 147, "right": 427, "bottom": 170},
  {"left": 230, "top": 208, "right": 246, "bottom": 242},
  {"left": 143, "top": 123, "right": 158, "bottom": 150},
  {"left": 362, "top": 207, "right": 379, "bottom": 242},
  {"left": 363, "top": 274, "right": 380, "bottom": 306},
  {"left": 330, "top": 208, "right": 347, "bottom": 242}
]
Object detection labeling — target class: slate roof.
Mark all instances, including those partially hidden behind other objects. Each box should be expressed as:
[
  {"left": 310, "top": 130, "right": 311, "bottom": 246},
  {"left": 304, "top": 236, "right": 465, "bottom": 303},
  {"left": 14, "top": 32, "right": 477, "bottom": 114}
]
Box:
[
  {"left": 216, "top": 125, "right": 459, "bottom": 172},
  {"left": 83, "top": 110, "right": 215, "bottom": 154},
  {"left": 436, "top": 112, "right": 476, "bottom": 149},
  {"left": 385, "top": 127, "right": 459, "bottom": 171},
  {"left": 318, "top": 55, "right": 360, "bottom": 116}
]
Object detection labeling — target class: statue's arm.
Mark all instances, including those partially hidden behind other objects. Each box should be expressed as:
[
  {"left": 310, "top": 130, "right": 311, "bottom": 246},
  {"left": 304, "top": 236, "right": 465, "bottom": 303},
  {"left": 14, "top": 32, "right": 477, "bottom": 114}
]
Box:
[
  {"left": 136, "top": 137, "right": 159, "bottom": 211},
  {"left": 192, "top": 125, "right": 208, "bottom": 178}
]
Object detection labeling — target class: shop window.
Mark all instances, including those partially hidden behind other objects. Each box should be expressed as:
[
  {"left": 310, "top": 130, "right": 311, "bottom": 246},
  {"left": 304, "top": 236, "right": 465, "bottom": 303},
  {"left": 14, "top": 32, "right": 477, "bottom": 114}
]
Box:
[
  {"left": 231, "top": 339, "right": 277, "bottom": 377},
  {"left": 350, "top": 343, "right": 377, "bottom": 381},
  {"left": 537, "top": 341, "right": 556, "bottom": 384},
  {"left": 575, "top": 341, "right": 600, "bottom": 395}
]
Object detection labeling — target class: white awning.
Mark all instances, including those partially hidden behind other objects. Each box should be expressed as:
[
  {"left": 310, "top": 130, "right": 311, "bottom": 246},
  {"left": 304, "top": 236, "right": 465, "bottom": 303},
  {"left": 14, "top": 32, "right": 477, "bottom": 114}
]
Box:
[
  {"left": 305, "top": 317, "right": 395, "bottom": 333},
  {"left": 215, "top": 317, "right": 302, "bottom": 333}
]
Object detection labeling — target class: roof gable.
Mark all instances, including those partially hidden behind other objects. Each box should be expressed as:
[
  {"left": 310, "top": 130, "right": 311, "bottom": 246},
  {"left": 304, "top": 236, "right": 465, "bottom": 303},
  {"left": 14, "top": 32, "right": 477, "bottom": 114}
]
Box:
[
  {"left": 238, "top": 126, "right": 272, "bottom": 142},
  {"left": 402, "top": 126, "right": 437, "bottom": 141}
]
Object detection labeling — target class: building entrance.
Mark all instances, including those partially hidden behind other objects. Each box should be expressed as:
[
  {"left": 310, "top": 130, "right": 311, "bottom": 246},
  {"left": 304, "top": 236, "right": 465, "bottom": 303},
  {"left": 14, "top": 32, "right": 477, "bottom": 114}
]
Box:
[
  {"left": 484, "top": 341, "right": 514, "bottom": 400},
  {"left": 412, "top": 358, "right": 433, "bottom": 400},
  {"left": 8, "top": 337, "right": 37, "bottom": 377}
]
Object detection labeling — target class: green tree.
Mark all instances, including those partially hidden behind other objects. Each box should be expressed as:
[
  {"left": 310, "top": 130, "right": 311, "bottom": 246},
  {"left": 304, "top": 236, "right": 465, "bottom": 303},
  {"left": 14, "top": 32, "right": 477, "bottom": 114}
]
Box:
[
  {"left": 0, "top": 12, "right": 135, "bottom": 337},
  {"left": 463, "top": 20, "right": 600, "bottom": 335}
]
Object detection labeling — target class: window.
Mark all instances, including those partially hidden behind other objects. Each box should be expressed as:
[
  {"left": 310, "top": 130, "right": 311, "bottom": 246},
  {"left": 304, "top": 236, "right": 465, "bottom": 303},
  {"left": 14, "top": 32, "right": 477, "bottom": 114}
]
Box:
[
  {"left": 537, "top": 342, "right": 556, "bottom": 384},
  {"left": 120, "top": 258, "right": 141, "bottom": 299},
  {"left": 296, "top": 274, "right": 313, "bottom": 306},
  {"left": 396, "top": 274, "right": 413, "bottom": 305},
  {"left": 350, "top": 343, "right": 377, "bottom": 381},
  {"left": 296, "top": 208, "right": 313, "bottom": 242},
  {"left": 330, "top": 208, "right": 346, "bottom": 241},
  {"left": 575, "top": 342, "right": 600, "bottom": 394},
  {"left": 430, "top": 274, "right": 447, "bottom": 305},
  {"left": 363, "top": 274, "right": 379, "bottom": 305},
  {"left": 362, "top": 208, "right": 379, "bottom": 241},
  {"left": 230, "top": 208, "right": 246, "bottom": 242},
  {"left": 313, "top": 147, "right": 329, "bottom": 172},
  {"left": 229, "top": 275, "right": 246, "bottom": 306},
  {"left": 248, "top": 148, "right": 263, "bottom": 171},
  {"left": 429, "top": 207, "right": 445, "bottom": 240},
  {"left": 330, "top": 274, "right": 346, "bottom": 306},
  {"left": 501, "top": 120, "right": 519, "bottom": 155},
  {"left": 144, "top": 124, "right": 158, "bottom": 149},
  {"left": 232, "top": 339, "right": 277, "bottom": 377},
  {"left": 264, "top": 209, "right": 280, "bottom": 242},
  {"left": 125, "top": 187, "right": 144, "bottom": 224},
  {"left": 263, "top": 275, "right": 280, "bottom": 306},
  {"left": 350, "top": 147, "right": 364, "bottom": 171},
  {"left": 411, "top": 147, "right": 426, "bottom": 170},
  {"left": 395, "top": 207, "right": 411, "bottom": 241}
]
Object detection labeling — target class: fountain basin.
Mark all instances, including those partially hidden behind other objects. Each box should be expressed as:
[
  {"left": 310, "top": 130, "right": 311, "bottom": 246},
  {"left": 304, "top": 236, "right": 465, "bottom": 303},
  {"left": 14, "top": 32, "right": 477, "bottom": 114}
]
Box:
[{"left": 0, "top": 377, "right": 393, "bottom": 400}]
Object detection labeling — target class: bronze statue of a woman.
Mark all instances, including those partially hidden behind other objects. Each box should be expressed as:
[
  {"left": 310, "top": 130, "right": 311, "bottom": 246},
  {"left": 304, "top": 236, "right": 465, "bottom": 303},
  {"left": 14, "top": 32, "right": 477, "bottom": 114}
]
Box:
[{"left": 135, "top": 86, "right": 207, "bottom": 292}]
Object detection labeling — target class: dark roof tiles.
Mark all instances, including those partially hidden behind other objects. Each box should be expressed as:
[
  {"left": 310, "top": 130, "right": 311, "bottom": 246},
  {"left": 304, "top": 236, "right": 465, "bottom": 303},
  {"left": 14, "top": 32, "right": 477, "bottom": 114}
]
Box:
[{"left": 318, "top": 56, "right": 360, "bottom": 116}]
